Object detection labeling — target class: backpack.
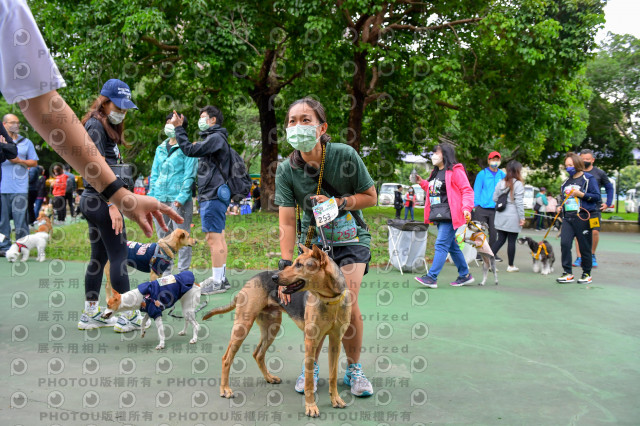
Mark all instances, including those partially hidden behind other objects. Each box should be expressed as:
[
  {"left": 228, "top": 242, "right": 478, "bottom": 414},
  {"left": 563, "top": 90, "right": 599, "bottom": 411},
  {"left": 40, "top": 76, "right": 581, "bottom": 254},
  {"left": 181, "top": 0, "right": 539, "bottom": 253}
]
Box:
[{"left": 213, "top": 143, "right": 252, "bottom": 199}]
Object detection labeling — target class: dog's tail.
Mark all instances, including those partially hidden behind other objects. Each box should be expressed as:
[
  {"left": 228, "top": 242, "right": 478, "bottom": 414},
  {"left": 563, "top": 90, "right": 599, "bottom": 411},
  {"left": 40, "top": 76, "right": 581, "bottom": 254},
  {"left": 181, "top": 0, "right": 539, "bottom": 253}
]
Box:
[{"left": 202, "top": 296, "right": 237, "bottom": 320}]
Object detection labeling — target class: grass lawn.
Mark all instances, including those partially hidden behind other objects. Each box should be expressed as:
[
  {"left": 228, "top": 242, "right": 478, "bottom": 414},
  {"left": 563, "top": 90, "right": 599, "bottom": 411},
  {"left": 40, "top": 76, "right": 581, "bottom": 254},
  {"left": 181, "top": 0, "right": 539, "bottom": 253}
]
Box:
[
  {"left": 525, "top": 200, "right": 638, "bottom": 221},
  {"left": 46, "top": 206, "right": 433, "bottom": 270}
]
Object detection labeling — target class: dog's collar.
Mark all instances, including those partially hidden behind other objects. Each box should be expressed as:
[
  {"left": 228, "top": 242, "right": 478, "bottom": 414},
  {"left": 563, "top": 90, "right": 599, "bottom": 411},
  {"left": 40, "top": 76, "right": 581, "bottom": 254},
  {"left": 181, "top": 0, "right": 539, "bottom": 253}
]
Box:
[
  {"left": 158, "top": 242, "right": 176, "bottom": 258},
  {"left": 16, "top": 242, "right": 28, "bottom": 251},
  {"left": 317, "top": 290, "right": 346, "bottom": 305}
]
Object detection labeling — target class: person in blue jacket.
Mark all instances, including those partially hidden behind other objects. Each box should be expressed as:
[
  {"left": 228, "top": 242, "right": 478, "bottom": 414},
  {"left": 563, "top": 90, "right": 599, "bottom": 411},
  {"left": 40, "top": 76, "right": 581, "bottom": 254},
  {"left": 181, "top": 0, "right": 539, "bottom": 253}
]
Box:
[
  {"left": 148, "top": 113, "right": 197, "bottom": 273},
  {"left": 473, "top": 151, "right": 506, "bottom": 260},
  {"left": 556, "top": 152, "right": 601, "bottom": 284}
]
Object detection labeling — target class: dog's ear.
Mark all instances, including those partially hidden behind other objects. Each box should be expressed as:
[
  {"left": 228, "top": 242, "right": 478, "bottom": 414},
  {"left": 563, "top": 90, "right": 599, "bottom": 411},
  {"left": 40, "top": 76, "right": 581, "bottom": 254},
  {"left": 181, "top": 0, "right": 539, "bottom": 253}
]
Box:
[
  {"left": 298, "top": 243, "right": 310, "bottom": 254},
  {"left": 311, "top": 245, "right": 327, "bottom": 266}
]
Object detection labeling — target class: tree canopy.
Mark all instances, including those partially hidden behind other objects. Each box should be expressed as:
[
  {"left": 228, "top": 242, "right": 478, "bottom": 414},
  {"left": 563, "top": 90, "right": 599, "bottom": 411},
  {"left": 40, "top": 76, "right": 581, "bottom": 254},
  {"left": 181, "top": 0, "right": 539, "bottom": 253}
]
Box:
[{"left": 12, "top": 0, "right": 613, "bottom": 205}]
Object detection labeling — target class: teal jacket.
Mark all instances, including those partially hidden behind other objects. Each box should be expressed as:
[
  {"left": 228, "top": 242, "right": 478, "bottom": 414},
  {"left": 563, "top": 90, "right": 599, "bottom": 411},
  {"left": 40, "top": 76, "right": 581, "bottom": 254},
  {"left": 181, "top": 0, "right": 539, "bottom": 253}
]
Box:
[{"left": 148, "top": 140, "right": 197, "bottom": 205}]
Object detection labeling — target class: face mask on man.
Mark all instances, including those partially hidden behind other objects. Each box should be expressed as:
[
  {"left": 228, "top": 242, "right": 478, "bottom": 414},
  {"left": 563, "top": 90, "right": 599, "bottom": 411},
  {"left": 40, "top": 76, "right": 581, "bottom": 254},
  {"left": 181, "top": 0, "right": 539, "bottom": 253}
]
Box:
[
  {"left": 431, "top": 153, "right": 443, "bottom": 166},
  {"left": 583, "top": 161, "right": 592, "bottom": 168},
  {"left": 198, "top": 117, "right": 211, "bottom": 131},
  {"left": 6, "top": 123, "right": 20, "bottom": 134},
  {"left": 164, "top": 124, "right": 176, "bottom": 138},
  {"left": 489, "top": 161, "right": 500, "bottom": 168},
  {"left": 566, "top": 166, "right": 576, "bottom": 177},
  {"left": 108, "top": 111, "right": 126, "bottom": 125},
  {"left": 286, "top": 124, "right": 320, "bottom": 152}
]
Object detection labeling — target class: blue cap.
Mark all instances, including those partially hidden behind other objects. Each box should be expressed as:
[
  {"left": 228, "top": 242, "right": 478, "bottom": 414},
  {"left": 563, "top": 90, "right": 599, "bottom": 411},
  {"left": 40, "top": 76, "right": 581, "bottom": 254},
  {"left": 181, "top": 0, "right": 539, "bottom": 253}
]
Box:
[{"left": 100, "top": 79, "right": 138, "bottom": 110}]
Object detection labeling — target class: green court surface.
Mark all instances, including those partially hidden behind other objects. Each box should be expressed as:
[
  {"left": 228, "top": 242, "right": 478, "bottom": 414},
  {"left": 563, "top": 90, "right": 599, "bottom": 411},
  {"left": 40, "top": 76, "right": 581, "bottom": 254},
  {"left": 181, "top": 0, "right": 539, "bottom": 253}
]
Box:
[{"left": 1, "top": 230, "right": 639, "bottom": 425}]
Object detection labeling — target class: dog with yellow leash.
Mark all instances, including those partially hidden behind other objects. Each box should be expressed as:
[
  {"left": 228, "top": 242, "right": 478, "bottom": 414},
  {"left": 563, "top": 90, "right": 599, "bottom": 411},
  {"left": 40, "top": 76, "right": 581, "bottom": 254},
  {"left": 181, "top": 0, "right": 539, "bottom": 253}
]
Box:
[{"left": 518, "top": 236, "right": 555, "bottom": 275}]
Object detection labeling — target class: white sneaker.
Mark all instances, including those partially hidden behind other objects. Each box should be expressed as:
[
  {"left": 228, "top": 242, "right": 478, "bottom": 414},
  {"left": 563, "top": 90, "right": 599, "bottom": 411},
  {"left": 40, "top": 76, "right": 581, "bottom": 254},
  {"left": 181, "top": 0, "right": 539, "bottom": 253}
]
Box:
[
  {"left": 78, "top": 307, "right": 117, "bottom": 329},
  {"left": 294, "top": 362, "right": 319, "bottom": 393},
  {"left": 506, "top": 265, "right": 519, "bottom": 272},
  {"left": 114, "top": 311, "right": 151, "bottom": 333},
  {"left": 201, "top": 277, "right": 227, "bottom": 295}
]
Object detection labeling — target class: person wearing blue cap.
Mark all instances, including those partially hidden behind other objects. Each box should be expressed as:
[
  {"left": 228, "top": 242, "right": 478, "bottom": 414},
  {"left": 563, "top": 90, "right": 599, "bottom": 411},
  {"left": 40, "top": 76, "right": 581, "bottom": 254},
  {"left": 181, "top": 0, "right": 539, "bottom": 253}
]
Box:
[
  {"left": 0, "top": 1, "right": 182, "bottom": 243},
  {"left": 76, "top": 79, "right": 147, "bottom": 332}
]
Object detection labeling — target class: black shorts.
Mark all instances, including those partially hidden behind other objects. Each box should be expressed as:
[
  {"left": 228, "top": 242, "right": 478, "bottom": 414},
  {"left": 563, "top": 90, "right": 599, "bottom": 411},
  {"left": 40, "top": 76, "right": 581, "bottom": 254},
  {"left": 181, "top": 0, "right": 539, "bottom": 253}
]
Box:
[
  {"left": 311, "top": 244, "right": 371, "bottom": 275},
  {"left": 589, "top": 210, "right": 601, "bottom": 230}
]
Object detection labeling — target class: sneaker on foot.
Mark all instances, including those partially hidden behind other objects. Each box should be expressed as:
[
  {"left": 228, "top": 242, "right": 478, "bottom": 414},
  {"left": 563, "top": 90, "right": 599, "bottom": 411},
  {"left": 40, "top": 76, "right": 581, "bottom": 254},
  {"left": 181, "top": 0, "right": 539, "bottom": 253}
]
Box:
[
  {"left": 114, "top": 311, "right": 150, "bottom": 333},
  {"left": 592, "top": 255, "right": 598, "bottom": 268},
  {"left": 572, "top": 257, "right": 581, "bottom": 267},
  {"left": 506, "top": 265, "right": 519, "bottom": 272},
  {"left": 415, "top": 275, "right": 437, "bottom": 289},
  {"left": 450, "top": 274, "right": 474, "bottom": 287},
  {"left": 78, "top": 307, "right": 117, "bottom": 330},
  {"left": 344, "top": 363, "right": 373, "bottom": 396},
  {"left": 201, "top": 277, "right": 227, "bottom": 295},
  {"left": 295, "top": 362, "right": 319, "bottom": 393},
  {"left": 222, "top": 277, "right": 231, "bottom": 290},
  {"left": 577, "top": 273, "right": 592, "bottom": 284},
  {"left": 495, "top": 256, "right": 504, "bottom": 263},
  {"left": 556, "top": 273, "right": 575, "bottom": 283}
]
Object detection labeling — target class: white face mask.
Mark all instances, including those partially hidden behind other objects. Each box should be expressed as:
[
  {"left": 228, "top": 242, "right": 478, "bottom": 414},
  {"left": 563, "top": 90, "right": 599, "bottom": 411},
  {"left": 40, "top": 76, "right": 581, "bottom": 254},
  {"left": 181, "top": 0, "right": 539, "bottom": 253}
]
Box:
[
  {"left": 108, "top": 111, "right": 126, "bottom": 125},
  {"left": 489, "top": 161, "right": 500, "bottom": 168},
  {"left": 198, "top": 117, "right": 210, "bottom": 131},
  {"left": 164, "top": 124, "right": 176, "bottom": 138},
  {"left": 431, "top": 153, "right": 443, "bottom": 166},
  {"left": 286, "top": 124, "right": 320, "bottom": 152}
]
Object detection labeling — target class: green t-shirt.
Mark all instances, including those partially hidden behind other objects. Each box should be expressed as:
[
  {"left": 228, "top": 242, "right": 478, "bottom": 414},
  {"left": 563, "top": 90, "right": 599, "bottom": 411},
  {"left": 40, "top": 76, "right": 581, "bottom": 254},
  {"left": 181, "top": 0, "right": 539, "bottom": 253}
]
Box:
[{"left": 275, "top": 142, "right": 375, "bottom": 248}]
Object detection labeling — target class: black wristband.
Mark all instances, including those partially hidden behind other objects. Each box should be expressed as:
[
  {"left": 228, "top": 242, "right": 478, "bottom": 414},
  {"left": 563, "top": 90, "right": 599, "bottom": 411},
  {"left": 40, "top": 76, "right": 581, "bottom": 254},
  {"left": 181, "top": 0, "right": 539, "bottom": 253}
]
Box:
[
  {"left": 99, "top": 177, "right": 126, "bottom": 203},
  {"left": 278, "top": 259, "right": 292, "bottom": 271},
  {"left": 338, "top": 197, "right": 348, "bottom": 211}
]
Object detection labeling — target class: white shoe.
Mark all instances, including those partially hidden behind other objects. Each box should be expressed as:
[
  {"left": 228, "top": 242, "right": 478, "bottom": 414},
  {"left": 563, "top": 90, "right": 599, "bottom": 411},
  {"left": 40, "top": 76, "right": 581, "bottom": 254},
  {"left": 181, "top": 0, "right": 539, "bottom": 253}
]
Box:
[
  {"left": 506, "top": 265, "right": 519, "bottom": 272},
  {"left": 78, "top": 307, "right": 117, "bottom": 329},
  {"left": 201, "top": 277, "right": 227, "bottom": 295},
  {"left": 114, "top": 311, "right": 151, "bottom": 333}
]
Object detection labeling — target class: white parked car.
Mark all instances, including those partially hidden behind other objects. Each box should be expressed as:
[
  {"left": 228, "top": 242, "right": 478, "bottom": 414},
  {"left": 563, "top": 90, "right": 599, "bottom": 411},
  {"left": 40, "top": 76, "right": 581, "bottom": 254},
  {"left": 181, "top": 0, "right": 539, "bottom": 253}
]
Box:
[
  {"left": 523, "top": 185, "right": 539, "bottom": 210},
  {"left": 378, "top": 183, "right": 404, "bottom": 206},
  {"left": 626, "top": 188, "right": 638, "bottom": 213}
]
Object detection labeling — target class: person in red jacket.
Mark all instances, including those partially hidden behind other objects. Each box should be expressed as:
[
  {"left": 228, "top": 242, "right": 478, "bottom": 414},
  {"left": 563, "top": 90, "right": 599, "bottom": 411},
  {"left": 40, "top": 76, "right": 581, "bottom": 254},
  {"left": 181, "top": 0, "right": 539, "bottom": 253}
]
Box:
[
  {"left": 404, "top": 187, "right": 416, "bottom": 220},
  {"left": 51, "top": 164, "right": 68, "bottom": 222},
  {"left": 414, "top": 144, "right": 475, "bottom": 288}
]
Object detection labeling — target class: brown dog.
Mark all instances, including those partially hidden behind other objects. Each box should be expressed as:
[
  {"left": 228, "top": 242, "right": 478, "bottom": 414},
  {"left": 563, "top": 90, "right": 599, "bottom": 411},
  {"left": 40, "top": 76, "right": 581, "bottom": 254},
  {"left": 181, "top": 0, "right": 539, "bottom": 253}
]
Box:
[
  {"left": 35, "top": 210, "right": 53, "bottom": 234},
  {"left": 104, "top": 229, "right": 197, "bottom": 300},
  {"left": 202, "top": 244, "right": 351, "bottom": 417}
]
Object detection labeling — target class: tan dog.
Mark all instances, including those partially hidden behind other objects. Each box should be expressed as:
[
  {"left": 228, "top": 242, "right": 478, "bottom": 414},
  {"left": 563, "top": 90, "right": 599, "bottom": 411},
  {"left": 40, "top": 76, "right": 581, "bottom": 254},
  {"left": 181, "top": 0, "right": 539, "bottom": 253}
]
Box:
[
  {"left": 202, "top": 244, "right": 351, "bottom": 418},
  {"left": 104, "top": 229, "right": 197, "bottom": 300},
  {"left": 35, "top": 211, "right": 53, "bottom": 234}
]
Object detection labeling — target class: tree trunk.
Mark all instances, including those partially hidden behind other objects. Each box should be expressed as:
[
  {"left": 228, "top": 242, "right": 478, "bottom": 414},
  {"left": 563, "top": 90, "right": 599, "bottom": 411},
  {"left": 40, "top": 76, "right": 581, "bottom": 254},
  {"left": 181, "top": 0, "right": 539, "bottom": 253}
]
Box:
[
  {"left": 251, "top": 89, "right": 279, "bottom": 212},
  {"left": 348, "top": 51, "right": 368, "bottom": 153}
]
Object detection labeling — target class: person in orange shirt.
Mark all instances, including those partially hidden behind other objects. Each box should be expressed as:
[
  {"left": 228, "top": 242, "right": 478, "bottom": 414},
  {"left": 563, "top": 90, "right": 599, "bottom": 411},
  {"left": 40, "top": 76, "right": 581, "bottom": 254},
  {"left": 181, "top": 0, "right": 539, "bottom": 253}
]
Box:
[{"left": 51, "top": 165, "right": 68, "bottom": 223}]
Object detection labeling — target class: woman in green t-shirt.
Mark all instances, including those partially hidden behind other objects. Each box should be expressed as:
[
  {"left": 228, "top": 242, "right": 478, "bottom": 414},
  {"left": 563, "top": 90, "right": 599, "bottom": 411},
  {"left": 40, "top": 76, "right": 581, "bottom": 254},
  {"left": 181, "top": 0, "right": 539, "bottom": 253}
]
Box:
[{"left": 274, "top": 97, "right": 377, "bottom": 397}]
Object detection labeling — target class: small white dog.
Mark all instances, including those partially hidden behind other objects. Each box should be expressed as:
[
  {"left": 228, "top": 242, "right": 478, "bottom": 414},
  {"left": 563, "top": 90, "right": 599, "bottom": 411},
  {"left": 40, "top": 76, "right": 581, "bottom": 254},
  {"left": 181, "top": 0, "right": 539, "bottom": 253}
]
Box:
[
  {"left": 102, "top": 271, "right": 202, "bottom": 350},
  {"left": 5, "top": 232, "right": 50, "bottom": 262}
]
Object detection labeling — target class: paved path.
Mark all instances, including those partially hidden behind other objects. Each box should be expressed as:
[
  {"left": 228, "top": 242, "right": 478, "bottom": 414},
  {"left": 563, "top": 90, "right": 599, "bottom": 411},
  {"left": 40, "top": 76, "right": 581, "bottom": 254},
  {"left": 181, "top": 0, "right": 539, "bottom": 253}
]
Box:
[{"left": 1, "top": 230, "right": 639, "bottom": 425}]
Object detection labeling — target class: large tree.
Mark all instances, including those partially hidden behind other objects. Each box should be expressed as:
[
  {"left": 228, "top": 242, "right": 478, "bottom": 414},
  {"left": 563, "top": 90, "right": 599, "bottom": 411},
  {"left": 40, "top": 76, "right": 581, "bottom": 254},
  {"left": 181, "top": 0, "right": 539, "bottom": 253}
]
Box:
[
  {"left": 31, "top": 0, "right": 308, "bottom": 210},
  {"left": 581, "top": 33, "right": 640, "bottom": 172},
  {"left": 29, "top": 0, "right": 606, "bottom": 200},
  {"left": 291, "top": 0, "right": 604, "bottom": 183}
]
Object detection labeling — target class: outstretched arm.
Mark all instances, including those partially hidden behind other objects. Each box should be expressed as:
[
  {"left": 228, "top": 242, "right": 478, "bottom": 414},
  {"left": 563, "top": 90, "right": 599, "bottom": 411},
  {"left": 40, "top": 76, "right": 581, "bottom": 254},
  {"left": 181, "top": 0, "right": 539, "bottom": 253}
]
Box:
[{"left": 19, "top": 91, "right": 183, "bottom": 237}]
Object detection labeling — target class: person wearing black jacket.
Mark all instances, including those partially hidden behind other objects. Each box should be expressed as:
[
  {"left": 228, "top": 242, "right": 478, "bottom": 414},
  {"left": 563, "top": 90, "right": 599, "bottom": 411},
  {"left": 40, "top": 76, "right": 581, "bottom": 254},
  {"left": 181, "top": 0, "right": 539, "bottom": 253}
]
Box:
[
  {"left": 169, "top": 106, "right": 231, "bottom": 295},
  {"left": 556, "top": 152, "right": 601, "bottom": 285},
  {"left": 394, "top": 185, "right": 403, "bottom": 219},
  {"left": 77, "top": 79, "right": 145, "bottom": 333},
  {"left": 0, "top": 122, "right": 18, "bottom": 164},
  {"left": 33, "top": 166, "right": 47, "bottom": 219},
  {"left": 0, "top": 122, "right": 18, "bottom": 230}
]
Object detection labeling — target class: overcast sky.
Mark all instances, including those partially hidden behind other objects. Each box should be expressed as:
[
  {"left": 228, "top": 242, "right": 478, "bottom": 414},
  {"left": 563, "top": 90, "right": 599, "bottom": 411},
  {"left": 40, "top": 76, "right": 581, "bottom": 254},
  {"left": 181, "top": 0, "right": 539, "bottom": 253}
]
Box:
[{"left": 595, "top": 0, "right": 640, "bottom": 43}]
